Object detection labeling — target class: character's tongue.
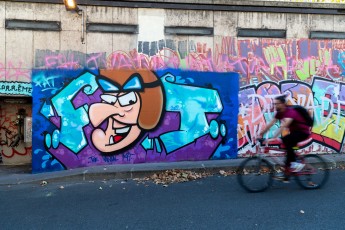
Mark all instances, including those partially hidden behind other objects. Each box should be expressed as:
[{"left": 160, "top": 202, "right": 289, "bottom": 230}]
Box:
[
  {"left": 113, "top": 135, "right": 124, "bottom": 143},
  {"left": 110, "top": 126, "right": 130, "bottom": 145}
]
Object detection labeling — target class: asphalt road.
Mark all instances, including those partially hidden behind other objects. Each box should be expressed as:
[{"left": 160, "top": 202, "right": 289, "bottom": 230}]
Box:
[{"left": 1, "top": 169, "right": 344, "bottom": 230}]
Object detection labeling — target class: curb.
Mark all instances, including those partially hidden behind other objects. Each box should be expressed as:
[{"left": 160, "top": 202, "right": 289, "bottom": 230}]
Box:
[
  {"left": 0, "top": 159, "right": 243, "bottom": 186},
  {"left": 0, "top": 154, "right": 344, "bottom": 186}
]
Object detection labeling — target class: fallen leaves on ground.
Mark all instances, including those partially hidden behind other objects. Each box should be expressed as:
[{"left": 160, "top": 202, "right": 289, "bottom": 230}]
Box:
[
  {"left": 133, "top": 169, "right": 235, "bottom": 186},
  {"left": 337, "top": 164, "right": 345, "bottom": 170},
  {"left": 219, "top": 170, "right": 237, "bottom": 176},
  {"left": 133, "top": 169, "right": 211, "bottom": 185}
]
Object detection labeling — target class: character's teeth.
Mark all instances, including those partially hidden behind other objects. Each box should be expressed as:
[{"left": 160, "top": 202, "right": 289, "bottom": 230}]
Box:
[
  {"left": 116, "top": 127, "right": 130, "bottom": 134},
  {"left": 109, "top": 135, "right": 114, "bottom": 145}
]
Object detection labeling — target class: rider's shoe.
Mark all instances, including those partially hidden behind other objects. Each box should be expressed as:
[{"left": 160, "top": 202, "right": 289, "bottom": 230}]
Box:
[
  {"left": 291, "top": 162, "right": 305, "bottom": 172},
  {"left": 274, "top": 173, "right": 290, "bottom": 183},
  {"left": 282, "top": 178, "right": 290, "bottom": 183},
  {"left": 274, "top": 172, "right": 285, "bottom": 179}
]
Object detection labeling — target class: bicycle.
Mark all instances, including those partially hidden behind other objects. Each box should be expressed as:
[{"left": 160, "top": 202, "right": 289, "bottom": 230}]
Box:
[{"left": 237, "top": 137, "right": 330, "bottom": 193}]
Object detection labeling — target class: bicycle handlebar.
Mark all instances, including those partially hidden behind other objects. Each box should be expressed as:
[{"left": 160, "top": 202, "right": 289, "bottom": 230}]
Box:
[
  {"left": 255, "top": 137, "right": 283, "bottom": 147},
  {"left": 256, "top": 138, "right": 266, "bottom": 146}
]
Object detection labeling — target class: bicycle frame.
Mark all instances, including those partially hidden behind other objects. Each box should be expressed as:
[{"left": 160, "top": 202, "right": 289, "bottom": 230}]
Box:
[
  {"left": 237, "top": 137, "right": 329, "bottom": 192},
  {"left": 253, "top": 137, "right": 314, "bottom": 175}
]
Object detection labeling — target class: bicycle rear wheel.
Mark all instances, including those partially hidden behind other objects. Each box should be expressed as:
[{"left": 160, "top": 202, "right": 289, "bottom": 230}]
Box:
[
  {"left": 237, "top": 157, "right": 274, "bottom": 193},
  {"left": 295, "top": 154, "right": 330, "bottom": 190}
]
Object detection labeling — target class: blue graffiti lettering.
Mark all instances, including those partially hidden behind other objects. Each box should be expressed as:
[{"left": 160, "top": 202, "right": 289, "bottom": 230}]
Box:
[
  {"left": 103, "top": 155, "right": 118, "bottom": 163},
  {"left": 122, "top": 152, "right": 135, "bottom": 162},
  {"left": 158, "top": 73, "right": 223, "bottom": 153},
  {"left": 88, "top": 156, "right": 98, "bottom": 163},
  {"left": 47, "top": 72, "right": 98, "bottom": 153}
]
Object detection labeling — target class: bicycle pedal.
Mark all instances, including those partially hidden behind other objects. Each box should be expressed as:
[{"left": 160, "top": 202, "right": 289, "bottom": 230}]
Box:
[
  {"left": 307, "top": 182, "right": 317, "bottom": 187},
  {"left": 274, "top": 176, "right": 285, "bottom": 180},
  {"left": 273, "top": 174, "right": 285, "bottom": 179},
  {"left": 274, "top": 175, "right": 290, "bottom": 183},
  {"left": 282, "top": 179, "right": 290, "bottom": 184}
]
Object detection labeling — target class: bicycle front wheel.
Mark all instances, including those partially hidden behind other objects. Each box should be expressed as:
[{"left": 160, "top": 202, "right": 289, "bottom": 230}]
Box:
[
  {"left": 237, "top": 157, "right": 274, "bottom": 193},
  {"left": 295, "top": 154, "right": 330, "bottom": 190}
]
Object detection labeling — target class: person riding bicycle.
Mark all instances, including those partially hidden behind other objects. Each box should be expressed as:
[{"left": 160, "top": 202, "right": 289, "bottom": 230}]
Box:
[{"left": 258, "top": 94, "right": 312, "bottom": 182}]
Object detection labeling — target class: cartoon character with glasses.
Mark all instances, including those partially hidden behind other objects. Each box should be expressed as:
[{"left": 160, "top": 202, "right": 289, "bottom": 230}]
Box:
[{"left": 89, "top": 69, "right": 164, "bottom": 154}]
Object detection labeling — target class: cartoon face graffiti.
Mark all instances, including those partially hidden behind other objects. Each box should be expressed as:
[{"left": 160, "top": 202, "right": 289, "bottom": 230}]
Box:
[{"left": 89, "top": 69, "right": 164, "bottom": 154}]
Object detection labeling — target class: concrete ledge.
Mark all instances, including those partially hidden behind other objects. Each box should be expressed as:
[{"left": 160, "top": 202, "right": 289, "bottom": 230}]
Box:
[
  {"left": 0, "top": 159, "right": 242, "bottom": 185},
  {"left": 0, "top": 154, "right": 344, "bottom": 186},
  {"left": 6, "top": 0, "right": 345, "bottom": 11}
]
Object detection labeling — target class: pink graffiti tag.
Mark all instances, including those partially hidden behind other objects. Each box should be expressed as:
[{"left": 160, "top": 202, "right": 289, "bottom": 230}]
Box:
[{"left": 0, "top": 61, "right": 30, "bottom": 81}]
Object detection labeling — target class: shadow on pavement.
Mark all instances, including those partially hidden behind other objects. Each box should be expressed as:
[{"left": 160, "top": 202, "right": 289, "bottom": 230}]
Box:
[{"left": 0, "top": 164, "right": 32, "bottom": 175}]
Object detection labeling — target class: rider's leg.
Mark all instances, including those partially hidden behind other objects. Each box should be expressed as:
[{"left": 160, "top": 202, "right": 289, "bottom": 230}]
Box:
[
  {"left": 281, "top": 131, "right": 310, "bottom": 176},
  {"left": 282, "top": 134, "right": 296, "bottom": 169}
]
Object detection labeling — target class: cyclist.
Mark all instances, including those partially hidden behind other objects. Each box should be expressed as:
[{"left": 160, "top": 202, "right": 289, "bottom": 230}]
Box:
[{"left": 258, "top": 94, "right": 311, "bottom": 182}]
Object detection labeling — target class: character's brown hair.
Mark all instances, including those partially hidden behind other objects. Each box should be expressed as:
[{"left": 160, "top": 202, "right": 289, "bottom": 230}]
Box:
[{"left": 99, "top": 69, "right": 164, "bottom": 130}]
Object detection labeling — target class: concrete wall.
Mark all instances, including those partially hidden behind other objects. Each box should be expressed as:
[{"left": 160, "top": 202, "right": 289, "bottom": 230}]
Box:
[
  {"left": 1, "top": 0, "right": 345, "bottom": 170},
  {"left": 2, "top": 1, "right": 345, "bottom": 73}
]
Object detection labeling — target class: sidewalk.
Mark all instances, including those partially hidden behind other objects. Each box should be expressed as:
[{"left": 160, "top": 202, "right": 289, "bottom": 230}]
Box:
[{"left": 0, "top": 154, "right": 344, "bottom": 186}]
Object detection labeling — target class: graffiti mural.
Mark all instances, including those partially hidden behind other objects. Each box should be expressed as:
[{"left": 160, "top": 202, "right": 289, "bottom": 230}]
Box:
[
  {"left": 238, "top": 78, "right": 345, "bottom": 156},
  {"left": 0, "top": 61, "right": 31, "bottom": 81},
  {"left": 89, "top": 69, "right": 165, "bottom": 154},
  {"left": 0, "top": 99, "right": 32, "bottom": 165},
  {"left": 29, "top": 37, "right": 345, "bottom": 171},
  {"left": 31, "top": 69, "right": 239, "bottom": 172},
  {"left": 35, "top": 39, "right": 345, "bottom": 84},
  {"left": 35, "top": 50, "right": 107, "bottom": 70}
]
